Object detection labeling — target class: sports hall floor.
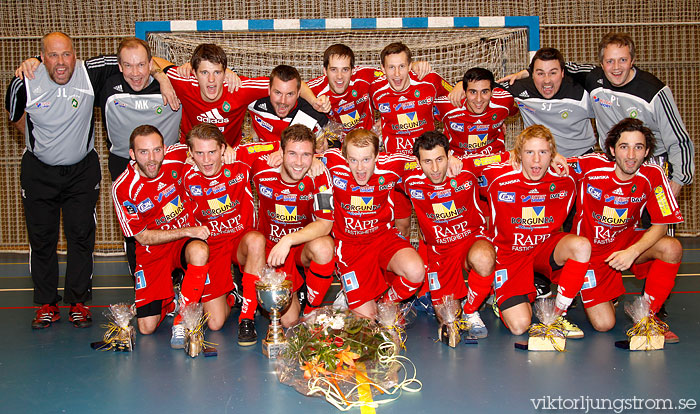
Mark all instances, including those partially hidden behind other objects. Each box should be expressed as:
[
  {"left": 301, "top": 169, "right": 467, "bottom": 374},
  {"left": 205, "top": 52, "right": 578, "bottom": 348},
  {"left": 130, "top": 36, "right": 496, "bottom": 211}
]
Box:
[{"left": 2, "top": 239, "right": 699, "bottom": 414}]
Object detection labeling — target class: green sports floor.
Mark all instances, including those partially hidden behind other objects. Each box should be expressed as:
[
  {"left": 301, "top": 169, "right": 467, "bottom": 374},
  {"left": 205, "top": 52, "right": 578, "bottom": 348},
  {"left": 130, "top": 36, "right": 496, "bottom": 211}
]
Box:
[{"left": 1, "top": 239, "right": 699, "bottom": 414}]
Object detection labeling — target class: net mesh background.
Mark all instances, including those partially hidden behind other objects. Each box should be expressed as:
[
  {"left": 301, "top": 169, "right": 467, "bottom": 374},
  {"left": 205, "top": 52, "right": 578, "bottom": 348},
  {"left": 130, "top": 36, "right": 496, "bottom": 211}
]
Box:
[{"left": 0, "top": 0, "right": 697, "bottom": 253}]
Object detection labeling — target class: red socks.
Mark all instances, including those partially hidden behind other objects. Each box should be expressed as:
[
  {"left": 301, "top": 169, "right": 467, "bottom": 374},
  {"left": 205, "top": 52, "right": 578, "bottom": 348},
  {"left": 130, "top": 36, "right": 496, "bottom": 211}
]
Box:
[
  {"left": 463, "top": 269, "right": 494, "bottom": 314},
  {"left": 239, "top": 272, "right": 259, "bottom": 322},
  {"left": 305, "top": 260, "right": 335, "bottom": 311},
  {"left": 643, "top": 260, "right": 679, "bottom": 313},
  {"left": 386, "top": 275, "right": 423, "bottom": 302},
  {"left": 555, "top": 259, "right": 588, "bottom": 311}
]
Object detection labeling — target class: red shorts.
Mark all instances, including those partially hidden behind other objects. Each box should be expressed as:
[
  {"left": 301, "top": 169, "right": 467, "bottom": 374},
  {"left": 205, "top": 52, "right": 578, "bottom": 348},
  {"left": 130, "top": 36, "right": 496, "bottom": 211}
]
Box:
[
  {"left": 580, "top": 232, "right": 646, "bottom": 308},
  {"left": 494, "top": 232, "right": 568, "bottom": 307},
  {"left": 336, "top": 229, "right": 413, "bottom": 309},
  {"left": 394, "top": 188, "right": 413, "bottom": 220},
  {"left": 204, "top": 229, "right": 258, "bottom": 302},
  {"left": 426, "top": 234, "right": 485, "bottom": 303},
  {"left": 134, "top": 238, "right": 187, "bottom": 309},
  {"left": 265, "top": 240, "right": 305, "bottom": 292}
]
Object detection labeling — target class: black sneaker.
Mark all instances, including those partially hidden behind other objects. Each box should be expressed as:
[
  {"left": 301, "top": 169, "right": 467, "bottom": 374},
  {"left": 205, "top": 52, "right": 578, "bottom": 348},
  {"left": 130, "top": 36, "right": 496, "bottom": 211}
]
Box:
[
  {"left": 69, "top": 303, "right": 93, "bottom": 328},
  {"left": 32, "top": 304, "right": 60, "bottom": 329},
  {"left": 534, "top": 274, "right": 552, "bottom": 299},
  {"left": 237, "top": 318, "right": 257, "bottom": 346}
]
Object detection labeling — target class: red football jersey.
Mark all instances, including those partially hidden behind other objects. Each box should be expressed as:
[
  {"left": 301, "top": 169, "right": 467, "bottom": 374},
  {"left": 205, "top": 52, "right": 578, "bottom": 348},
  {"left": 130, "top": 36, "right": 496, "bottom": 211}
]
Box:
[
  {"left": 434, "top": 88, "right": 517, "bottom": 156},
  {"left": 247, "top": 97, "right": 328, "bottom": 142},
  {"left": 307, "top": 66, "right": 380, "bottom": 134},
  {"left": 182, "top": 142, "right": 280, "bottom": 239},
  {"left": 569, "top": 153, "right": 683, "bottom": 255},
  {"left": 252, "top": 159, "right": 334, "bottom": 244},
  {"left": 480, "top": 162, "right": 576, "bottom": 254},
  {"left": 401, "top": 169, "right": 486, "bottom": 246},
  {"left": 112, "top": 144, "right": 195, "bottom": 257},
  {"left": 165, "top": 67, "right": 268, "bottom": 146},
  {"left": 370, "top": 72, "right": 452, "bottom": 155},
  {"left": 324, "top": 148, "right": 418, "bottom": 241}
]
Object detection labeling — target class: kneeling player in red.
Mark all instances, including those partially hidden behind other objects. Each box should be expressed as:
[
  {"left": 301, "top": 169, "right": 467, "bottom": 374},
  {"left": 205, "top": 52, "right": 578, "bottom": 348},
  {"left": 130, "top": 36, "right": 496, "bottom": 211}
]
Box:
[
  {"left": 569, "top": 118, "right": 683, "bottom": 341},
  {"left": 402, "top": 131, "right": 495, "bottom": 338},
  {"left": 112, "top": 125, "right": 210, "bottom": 348},
  {"left": 252, "top": 124, "right": 336, "bottom": 326},
  {"left": 183, "top": 123, "right": 271, "bottom": 346},
  {"left": 325, "top": 129, "right": 425, "bottom": 319},
  {"left": 481, "top": 125, "right": 591, "bottom": 337}
]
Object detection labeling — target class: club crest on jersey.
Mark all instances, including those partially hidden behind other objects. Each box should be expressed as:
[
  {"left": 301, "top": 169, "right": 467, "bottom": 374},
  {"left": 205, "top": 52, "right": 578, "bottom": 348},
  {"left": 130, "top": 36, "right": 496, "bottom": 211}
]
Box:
[
  {"left": 275, "top": 205, "right": 298, "bottom": 222},
  {"left": 428, "top": 272, "right": 440, "bottom": 291},
  {"left": 587, "top": 184, "right": 602, "bottom": 200},
  {"left": 134, "top": 270, "right": 146, "bottom": 290},
  {"left": 137, "top": 198, "right": 154, "bottom": 213},
  {"left": 158, "top": 196, "right": 185, "bottom": 224},
  {"left": 259, "top": 184, "right": 273, "bottom": 198},
  {"left": 332, "top": 176, "right": 347, "bottom": 190},
  {"left": 222, "top": 101, "right": 231, "bottom": 112},
  {"left": 409, "top": 189, "right": 424, "bottom": 200},
  {"left": 206, "top": 195, "right": 233, "bottom": 216},
  {"left": 494, "top": 269, "right": 507, "bottom": 289},
  {"left": 341, "top": 271, "right": 360, "bottom": 292},
  {"left": 581, "top": 270, "right": 597, "bottom": 290}
]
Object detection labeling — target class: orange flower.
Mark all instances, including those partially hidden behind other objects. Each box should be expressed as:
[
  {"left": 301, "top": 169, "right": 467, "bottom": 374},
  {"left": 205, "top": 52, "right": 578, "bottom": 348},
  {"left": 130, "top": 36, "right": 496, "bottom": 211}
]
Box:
[
  {"left": 335, "top": 347, "right": 360, "bottom": 369},
  {"left": 302, "top": 358, "right": 330, "bottom": 380}
]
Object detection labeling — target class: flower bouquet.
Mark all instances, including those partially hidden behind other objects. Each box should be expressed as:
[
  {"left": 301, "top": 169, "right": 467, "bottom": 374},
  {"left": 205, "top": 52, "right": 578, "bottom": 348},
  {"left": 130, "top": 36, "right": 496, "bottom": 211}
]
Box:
[{"left": 276, "top": 306, "right": 421, "bottom": 410}]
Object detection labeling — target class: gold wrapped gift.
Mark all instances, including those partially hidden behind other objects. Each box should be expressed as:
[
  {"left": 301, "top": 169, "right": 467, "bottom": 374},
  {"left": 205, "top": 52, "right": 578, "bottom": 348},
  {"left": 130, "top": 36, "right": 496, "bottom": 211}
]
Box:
[
  {"left": 528, "top": 323, "right": 566, "bottom": 352},
  {"left": 626, "top": 316, "right": 667, "bottom": 351}
]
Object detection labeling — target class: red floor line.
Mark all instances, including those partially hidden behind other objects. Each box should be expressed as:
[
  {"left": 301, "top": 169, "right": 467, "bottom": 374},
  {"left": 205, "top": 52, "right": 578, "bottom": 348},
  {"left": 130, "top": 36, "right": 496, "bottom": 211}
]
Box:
[{"left": 0, "top": 305, "right": 112, "bottom": 310}]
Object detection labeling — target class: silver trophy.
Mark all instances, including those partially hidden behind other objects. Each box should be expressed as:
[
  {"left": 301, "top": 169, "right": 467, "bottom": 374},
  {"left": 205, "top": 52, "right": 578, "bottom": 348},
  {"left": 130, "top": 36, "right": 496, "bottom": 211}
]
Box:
[{"left": 255, "top": 279, "right": 293, "bottom": 358}]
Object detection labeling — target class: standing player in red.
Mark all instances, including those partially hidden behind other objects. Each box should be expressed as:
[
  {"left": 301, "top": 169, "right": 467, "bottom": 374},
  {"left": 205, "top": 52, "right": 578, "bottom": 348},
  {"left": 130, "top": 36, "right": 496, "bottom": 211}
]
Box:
[
  {"left": 402, "top": 131, "right": 495, "bottom": 338},
  {"left": 252, "top": 124, "right": 335, "bottom": 324},
  {"left": 434, "top": 67, "right": 517, "bottom": 156},
  {"left": 481, "top": 125, "right": 591, "bottom": 337},
  {"left": 370, "top": 42, "right": 453, "bottom": 237},
  {"left": 325, "top": 129, "right": 425, "bottom": 319},
  {"left": 307, "top": 43, "right": 433, "bottom": 138},
  {"left": 182, "top": 123, "right": 272, "bottom": 346},
  {"left": 569, "top": 118, "right": 682, "bottom": 340},
  {"left": 248, "top": 65, "right": 330, "bottom": 144},
  {"left": 153, "top": 44, "right": 269, "bottom": 146},
  {"left": 112, "top": 125, "right": 210, "bottom": 348}
]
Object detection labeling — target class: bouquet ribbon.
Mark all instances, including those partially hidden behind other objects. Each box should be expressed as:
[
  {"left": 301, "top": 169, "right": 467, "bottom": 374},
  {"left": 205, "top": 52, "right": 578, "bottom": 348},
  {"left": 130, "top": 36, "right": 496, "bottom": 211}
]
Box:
[
  {"left": 528, "top": 323, "right": 567, "bottom": 352},
  {"left": 626, "top": 315, "right": 669, "bottom": 342}
]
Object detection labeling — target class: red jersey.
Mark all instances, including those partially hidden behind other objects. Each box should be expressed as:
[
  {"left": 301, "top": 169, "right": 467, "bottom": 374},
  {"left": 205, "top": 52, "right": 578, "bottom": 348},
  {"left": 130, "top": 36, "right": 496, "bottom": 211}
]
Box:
[
  {"left": 401, "top": 169, "right": 486, "bottom": 246},
  {"left": 181, "top": 142, "right": 278, "bottom": 239},
  {"left": 434, "top": 88, "right": 517, "bottom": 156},
  {"left": 165, "top": 67, "right": 268, "bottom": 146},
  {"left": 323, "top": 149, "right": 418, "bottom": 241},
  {"left": 112, "top": 144, "right": 195, "bottom": 257},
  {"left": 480, "top": 162, "right": 576, "bottom": 254},
  {"left": 370, "top": 72, "right": 452, "bottom": 155},
  {"left": 252, "top": 157, "right": 334, "bottom": 244},
  {"left": 569, "top": 153, "right": 683, "bottom": 256},
  {"left": 307, "top": 66, "right": 380, "bottom": 134}
]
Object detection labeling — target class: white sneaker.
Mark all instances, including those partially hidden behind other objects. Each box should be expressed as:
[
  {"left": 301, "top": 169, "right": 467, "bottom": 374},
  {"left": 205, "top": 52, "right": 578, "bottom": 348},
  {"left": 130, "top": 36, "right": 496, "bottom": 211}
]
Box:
[
  {"left": 462, "top": 311, "right": 488, "bottom": 339},
  {"left": 170, "top": 323, "right": 186, "bottom": 349}
]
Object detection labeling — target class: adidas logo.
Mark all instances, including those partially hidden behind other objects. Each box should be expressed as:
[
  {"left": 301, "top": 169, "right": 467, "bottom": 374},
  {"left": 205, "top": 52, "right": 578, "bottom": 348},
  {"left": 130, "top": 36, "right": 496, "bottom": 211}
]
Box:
[
  {"left": 612, "top": 188, "right": 623, "bottom": 195},
  {"left": 398, "top": 96, "right": 407, "bottom": 102},
  {"left": 597, "top": 79, "right": 604, "bottom": 85},
  {"left": 519, "top": 91, "right": 529, "bottom": 98},
  {"left": 114, "top": 84, "right": 123, "bottom": 92},
  {"left": 338, "top": 99, "right": 347, "bottom": 105},
  {"left": 157, "top": 182, "right": 166, "bottom": 191},
  {"left": 211, "top": 180, "right": 218, "bottom": 185},
  {"left": 529, "top": 189, "right": 539, "bottom": 194},
  {"left": 258, "top": 103, "right": 267, "bottom": 111},
  {"left": 474, "top": 119, "right": 483, "bottom": 124},
  {"left": 281, "top": 189, "right": 290, "bottom": 194},
  {"left": 33, "top": 86, "right": 42, "bottom": 94},
  {"left": 197, "top": 109, "right": 226, "bottom": 123}
]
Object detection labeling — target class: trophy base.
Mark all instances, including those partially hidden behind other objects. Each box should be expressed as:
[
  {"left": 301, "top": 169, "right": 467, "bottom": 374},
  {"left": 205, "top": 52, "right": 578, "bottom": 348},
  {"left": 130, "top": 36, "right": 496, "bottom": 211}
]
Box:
[{"left": 262, "top": 339, "right": 287, "bottom": 359}]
